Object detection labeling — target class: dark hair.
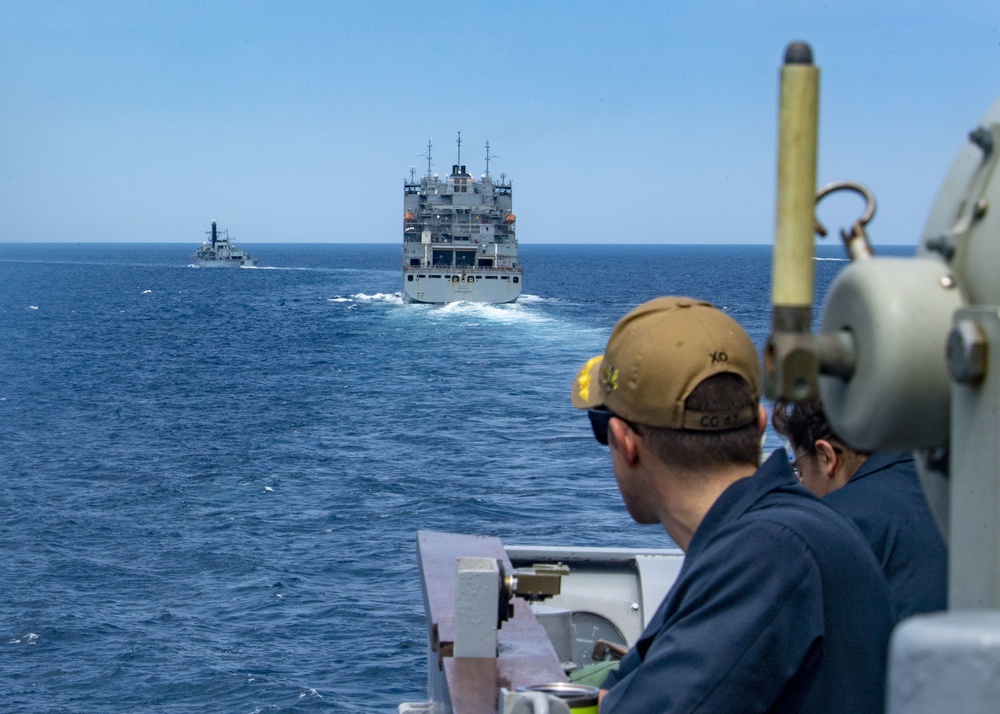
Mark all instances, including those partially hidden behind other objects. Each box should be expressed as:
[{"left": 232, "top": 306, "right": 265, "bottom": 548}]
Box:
[
  {"left": 771, "top": 397, "right": 869, "bottom": 455},
  {"left": 626, "top": 373, "right": 761, "bottom": 470},
  {"left": 772, "top": 397, "right": 831, "bottom": 451}
]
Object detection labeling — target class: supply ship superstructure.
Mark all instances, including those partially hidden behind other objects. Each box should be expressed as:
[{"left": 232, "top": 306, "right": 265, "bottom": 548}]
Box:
[{"left": 402, "top": 136, "right": 522, "bottom": 303}]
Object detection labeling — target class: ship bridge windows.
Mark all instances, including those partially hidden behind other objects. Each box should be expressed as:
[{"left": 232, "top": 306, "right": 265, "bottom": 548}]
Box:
[
  {"left": 477, "top": 257, "right": 494, "bottom": 268},
  {"left": 432, "top": 248, "right": 477, "bottom": 267},
  {"left": 432, "top": 249, "right": 453, "bottom": 267}
]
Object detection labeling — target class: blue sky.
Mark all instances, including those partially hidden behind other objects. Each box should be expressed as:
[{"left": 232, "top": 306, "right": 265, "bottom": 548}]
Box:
[{"left": 1, "top": 1, "right": 998, "bottom": 244}]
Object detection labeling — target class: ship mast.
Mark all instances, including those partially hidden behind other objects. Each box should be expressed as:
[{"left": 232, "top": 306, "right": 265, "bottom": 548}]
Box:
[
  {"left": 425, "top": 139, "right": 433, "bottom": 178},
  {"left": 484, "top": 141, "right": 491, "bottom": 178},
  {"left": 456, "top": 131, "right": 462, "bottom": 168}
]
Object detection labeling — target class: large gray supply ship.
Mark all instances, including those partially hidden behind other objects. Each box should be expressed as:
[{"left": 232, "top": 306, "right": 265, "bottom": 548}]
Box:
[
  {"left": 402, "top": 136, "right": 522, "bottom": 304},
  {"left": 192, "top": 221, "right": 257, "bottom": 267},
  {"left": 400, "top": 44, "right": 1000, "bottom": 714}
]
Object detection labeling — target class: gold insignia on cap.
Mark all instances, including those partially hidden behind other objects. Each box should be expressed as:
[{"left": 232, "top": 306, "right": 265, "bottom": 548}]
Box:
[
  {"left": 602, "top": 363, "right": 619, "bottom": 393},
  {"left": 575, "top": 355, "right": 603, "bottom": 403}
]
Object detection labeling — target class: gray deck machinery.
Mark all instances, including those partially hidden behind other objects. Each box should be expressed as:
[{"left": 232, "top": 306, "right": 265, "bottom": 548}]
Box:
[{"left": 766, "top": 42, "right": 1000, "bottom": 712}]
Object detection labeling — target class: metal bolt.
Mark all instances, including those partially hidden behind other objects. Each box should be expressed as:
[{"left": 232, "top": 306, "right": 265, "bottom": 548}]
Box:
[
  {"left": 947, "top": 320, "right": 988, "bottom": 384},
  {"left": 973, "top": 198, "right": 989, "bottom": 221}
]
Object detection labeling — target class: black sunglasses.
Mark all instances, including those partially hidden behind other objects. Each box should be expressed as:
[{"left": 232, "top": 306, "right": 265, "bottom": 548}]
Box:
[{"left": 587, "top": 407, "right": 639, "bottom": 446}]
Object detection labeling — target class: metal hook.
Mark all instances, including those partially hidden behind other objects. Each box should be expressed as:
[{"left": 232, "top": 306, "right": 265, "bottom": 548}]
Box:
[
  {"left": 815, "top": 181, "right": 877, "bottom": 235},
  {"left": 815, "top": 181, "right": 877, "bottom": 260}
]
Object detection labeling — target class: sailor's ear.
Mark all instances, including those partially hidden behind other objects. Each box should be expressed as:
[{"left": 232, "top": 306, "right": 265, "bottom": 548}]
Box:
[
  {"left": 756, "top": 404, "right": 768, "bottom": 434},
  {"left": 814, "top": 439, "right": 840, "bottom": 480},
  {"left": 609, "top": 417, "right": 641, "bottom": 467}
]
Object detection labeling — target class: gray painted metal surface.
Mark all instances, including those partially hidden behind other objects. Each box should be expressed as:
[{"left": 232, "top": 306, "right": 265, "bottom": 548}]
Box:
[
  {"left": 454, "top": 558, "right": 501, "bottom": 658},
  {"left": 402, "top": 139, "right": 522, "bottom": 304},
  {"left": 888, "top": 612, "right": 1000, "bottom": 713},
  {"left": 399, "top": 536, "right": 682, "bottom": 713}
]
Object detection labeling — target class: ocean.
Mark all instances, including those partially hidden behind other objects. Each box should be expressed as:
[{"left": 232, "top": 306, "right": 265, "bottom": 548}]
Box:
[{"left": 0, "top": 242, "right": 910, "bottom": 712}]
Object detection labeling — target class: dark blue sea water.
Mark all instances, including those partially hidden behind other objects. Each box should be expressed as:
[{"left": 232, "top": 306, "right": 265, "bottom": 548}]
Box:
[{"left": 0, "top": 242, "right": 911, "bottom": 712}]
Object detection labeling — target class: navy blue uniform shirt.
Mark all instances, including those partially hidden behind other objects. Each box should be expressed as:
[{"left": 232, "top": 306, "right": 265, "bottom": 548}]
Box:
[
  {"left": 824, "top": 451, "right": 947, "bottom": 621},
  {"left": 601, "top": 450, "right": 894, "bottom": 714}
]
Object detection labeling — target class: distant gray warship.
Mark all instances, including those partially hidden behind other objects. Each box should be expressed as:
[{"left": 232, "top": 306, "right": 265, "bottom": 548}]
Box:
[
  {"left": 192, "top": 221, "right": 257, "bottom": 267},
  {"left": 402, "top": 135, "right": 522, "bottom": 303}
]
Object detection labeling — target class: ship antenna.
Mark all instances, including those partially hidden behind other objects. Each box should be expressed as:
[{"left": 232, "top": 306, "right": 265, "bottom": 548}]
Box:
[
  {"left": 410, "top": 166, "right": 416, "bottom": 183},
  {"left": 484, "top": 141, "right": 499, "bottom": 178},
  {"left": 456, "top": 131, "right": 462, "bottom": 168},
  {"left": 425, "top": 138, "right": 433, "bottom": 177}
]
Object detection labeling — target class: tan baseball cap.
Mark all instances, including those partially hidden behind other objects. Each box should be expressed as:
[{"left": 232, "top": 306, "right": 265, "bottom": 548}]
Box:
[{"left": 571, "top": 297, "right": 761, "bottom": 431}]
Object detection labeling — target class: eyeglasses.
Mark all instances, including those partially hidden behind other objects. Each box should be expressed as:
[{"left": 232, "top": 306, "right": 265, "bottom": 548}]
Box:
[
  {"left": 587, "top": 407, "right": 639, "bottom": 446},
  {"left": 788, "top": 443, "right": 843, "bottom": 483},
  {"left": 789, "top": 452, "right": 806, "bottom": 483}
]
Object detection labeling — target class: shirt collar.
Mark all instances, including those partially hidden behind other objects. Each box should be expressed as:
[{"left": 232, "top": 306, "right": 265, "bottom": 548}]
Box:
[
  {"left": 847, "top": 450, "right": 913, "bottom": 483},
  {"left": 686, "top": 449, "right": 800, "bottom": 561}
]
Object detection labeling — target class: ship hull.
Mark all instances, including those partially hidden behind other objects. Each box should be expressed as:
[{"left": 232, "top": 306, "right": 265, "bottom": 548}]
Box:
[
  {"left": 193, "top": 258, "right": 257, "bottom": 268},
  {"left": 402, "top": 268, "right": 522, "bottom": 304}
]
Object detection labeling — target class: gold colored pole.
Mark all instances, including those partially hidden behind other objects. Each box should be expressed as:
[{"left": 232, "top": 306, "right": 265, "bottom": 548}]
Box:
[
  {"left": 773, "top": 42, "right": 819, "bottom": 324},
  {"left": 765, "top": 42, "right": 821, "bottom": 400}
]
